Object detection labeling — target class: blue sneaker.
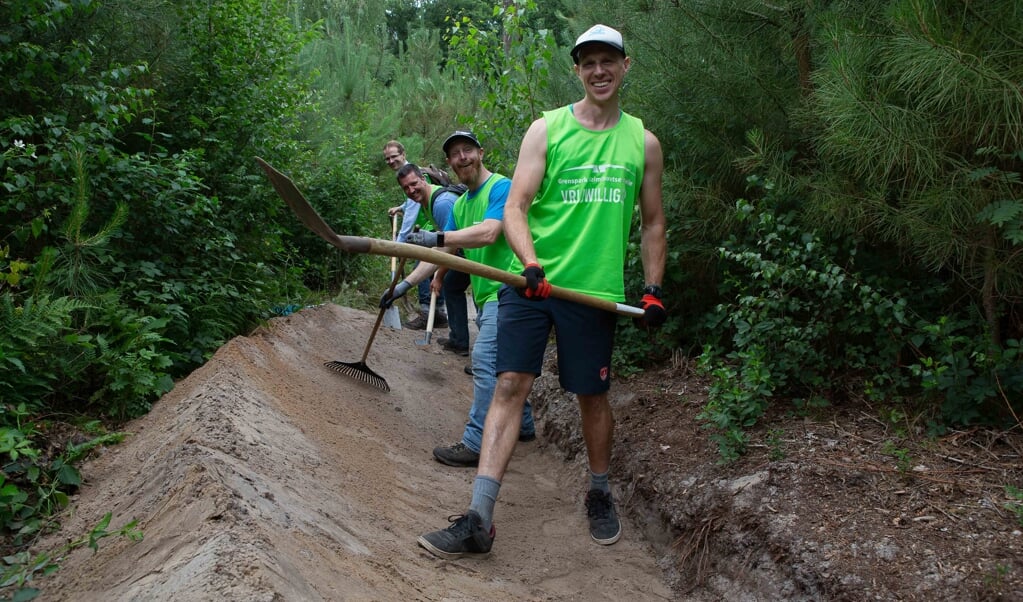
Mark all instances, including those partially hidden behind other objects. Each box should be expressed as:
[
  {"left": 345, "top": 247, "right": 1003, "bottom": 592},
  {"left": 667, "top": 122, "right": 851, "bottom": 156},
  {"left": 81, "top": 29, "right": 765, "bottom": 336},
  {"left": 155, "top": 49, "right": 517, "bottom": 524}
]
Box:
[{"left": 418, "top": 511, "right": 494, "bottom": 559}]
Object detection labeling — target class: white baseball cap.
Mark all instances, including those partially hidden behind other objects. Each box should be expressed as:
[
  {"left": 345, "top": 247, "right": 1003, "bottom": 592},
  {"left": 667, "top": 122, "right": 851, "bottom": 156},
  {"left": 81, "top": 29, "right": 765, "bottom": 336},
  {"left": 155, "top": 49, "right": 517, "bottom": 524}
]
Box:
[{"left": 570, "top": 24, "right": 625, "bottom": 64}]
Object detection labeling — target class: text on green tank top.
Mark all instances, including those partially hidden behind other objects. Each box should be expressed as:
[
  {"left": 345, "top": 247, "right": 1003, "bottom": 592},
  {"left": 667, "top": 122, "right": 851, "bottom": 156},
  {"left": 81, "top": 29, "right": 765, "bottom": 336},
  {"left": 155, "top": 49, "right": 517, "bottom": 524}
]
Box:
[{"left": 513, "top": 105, "right": 645, "bottom": 302}]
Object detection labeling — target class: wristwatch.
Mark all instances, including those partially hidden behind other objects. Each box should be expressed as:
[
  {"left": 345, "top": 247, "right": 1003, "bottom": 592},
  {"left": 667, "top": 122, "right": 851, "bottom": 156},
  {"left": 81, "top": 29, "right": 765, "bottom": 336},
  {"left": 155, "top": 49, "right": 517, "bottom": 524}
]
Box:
[{"left": 643, "top": 284, "right": 663, "bottom": 299}]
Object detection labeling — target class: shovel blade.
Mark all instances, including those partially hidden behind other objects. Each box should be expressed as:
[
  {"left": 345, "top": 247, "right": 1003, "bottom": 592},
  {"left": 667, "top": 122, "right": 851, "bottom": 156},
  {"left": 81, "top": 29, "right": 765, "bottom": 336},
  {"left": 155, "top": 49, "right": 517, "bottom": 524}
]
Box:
[{"left": 382, "top": 305, "right": 402, "bottom": 330}]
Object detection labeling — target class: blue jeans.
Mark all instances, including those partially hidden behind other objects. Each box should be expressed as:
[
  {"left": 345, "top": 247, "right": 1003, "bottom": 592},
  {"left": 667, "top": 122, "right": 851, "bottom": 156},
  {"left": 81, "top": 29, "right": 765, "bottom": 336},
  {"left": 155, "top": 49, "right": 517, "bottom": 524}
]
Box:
[
  {"left": 443, "top": 269, "right": 471, "bottom": 349},
  {"left": 462, "top": 300, "right": 535, "bottom": 453}
]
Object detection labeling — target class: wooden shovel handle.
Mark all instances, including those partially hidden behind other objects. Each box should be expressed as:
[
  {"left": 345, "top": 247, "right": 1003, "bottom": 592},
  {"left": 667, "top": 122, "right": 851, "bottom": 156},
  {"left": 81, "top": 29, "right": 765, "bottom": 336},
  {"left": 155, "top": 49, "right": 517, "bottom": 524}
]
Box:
[{"left": 256, "top": 157, "right": 645, "bottom": 318}]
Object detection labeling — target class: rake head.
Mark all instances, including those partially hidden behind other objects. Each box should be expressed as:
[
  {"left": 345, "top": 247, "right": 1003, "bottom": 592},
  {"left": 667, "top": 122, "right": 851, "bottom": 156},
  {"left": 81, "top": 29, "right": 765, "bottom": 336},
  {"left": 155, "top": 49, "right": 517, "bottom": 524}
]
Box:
[{"left": 324, "top": 360, "right": 390, "bottom": 392}]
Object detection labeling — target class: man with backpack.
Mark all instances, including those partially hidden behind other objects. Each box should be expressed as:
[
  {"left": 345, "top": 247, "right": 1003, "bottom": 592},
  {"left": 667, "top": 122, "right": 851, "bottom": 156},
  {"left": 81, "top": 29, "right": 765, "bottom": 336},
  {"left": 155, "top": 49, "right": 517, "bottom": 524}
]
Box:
[
  {"left": 382, "top": 141, "right": 450, "bottom": 329},
  {"left": 380, "top": 131, "right": 537, "bottom": 467},
  {"left": 419, "top": 165, "right": 474, "bottom": 359}
]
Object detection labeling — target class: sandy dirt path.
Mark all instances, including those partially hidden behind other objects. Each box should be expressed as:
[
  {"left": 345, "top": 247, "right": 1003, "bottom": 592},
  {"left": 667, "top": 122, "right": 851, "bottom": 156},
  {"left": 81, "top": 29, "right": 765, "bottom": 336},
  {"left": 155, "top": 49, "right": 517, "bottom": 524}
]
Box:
[{"left": 37, "top": 303, "right": 675, "bottom": 601}]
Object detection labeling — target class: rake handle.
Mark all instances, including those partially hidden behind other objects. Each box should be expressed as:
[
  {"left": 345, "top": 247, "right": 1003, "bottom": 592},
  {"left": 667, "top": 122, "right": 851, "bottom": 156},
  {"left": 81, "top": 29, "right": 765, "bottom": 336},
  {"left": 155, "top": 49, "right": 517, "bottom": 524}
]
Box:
[{"left": 362, "top": 257, "right": 407, "bottom": 362}]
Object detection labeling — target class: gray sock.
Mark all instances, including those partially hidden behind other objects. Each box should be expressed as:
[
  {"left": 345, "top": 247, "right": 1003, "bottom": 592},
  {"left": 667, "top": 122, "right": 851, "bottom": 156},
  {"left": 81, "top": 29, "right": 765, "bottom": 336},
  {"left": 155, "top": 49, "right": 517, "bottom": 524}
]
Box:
[
  {"left": 589, "top": 470, "right": 611, "bottom": 494},
  {"left": 469, "top": 475, "right": 501, "bottom": 530}
]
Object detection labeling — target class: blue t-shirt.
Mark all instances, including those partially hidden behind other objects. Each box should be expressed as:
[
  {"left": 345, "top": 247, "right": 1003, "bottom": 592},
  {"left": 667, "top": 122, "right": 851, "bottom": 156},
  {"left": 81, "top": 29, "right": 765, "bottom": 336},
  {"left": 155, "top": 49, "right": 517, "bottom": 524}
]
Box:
[
  {"left": 431, "top": 189, "right": 459, "bottom": 231},
  {"left": 443, "top": 178, "right": 509, "bottom": 230}
]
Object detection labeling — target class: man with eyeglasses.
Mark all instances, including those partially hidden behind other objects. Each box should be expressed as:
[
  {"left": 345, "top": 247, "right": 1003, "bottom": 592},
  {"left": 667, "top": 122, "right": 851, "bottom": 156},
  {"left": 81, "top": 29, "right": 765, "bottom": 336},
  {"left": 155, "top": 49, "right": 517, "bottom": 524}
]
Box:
[{"left": 382, "top": 140, "right": 448, "bottom": 329}]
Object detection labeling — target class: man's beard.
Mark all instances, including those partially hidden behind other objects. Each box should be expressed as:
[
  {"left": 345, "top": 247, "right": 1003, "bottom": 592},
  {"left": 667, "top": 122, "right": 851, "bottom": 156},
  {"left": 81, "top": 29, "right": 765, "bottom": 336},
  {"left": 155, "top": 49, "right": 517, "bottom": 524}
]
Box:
[{"left": 454, "top": 163, "right": 479, "bottom": 186}]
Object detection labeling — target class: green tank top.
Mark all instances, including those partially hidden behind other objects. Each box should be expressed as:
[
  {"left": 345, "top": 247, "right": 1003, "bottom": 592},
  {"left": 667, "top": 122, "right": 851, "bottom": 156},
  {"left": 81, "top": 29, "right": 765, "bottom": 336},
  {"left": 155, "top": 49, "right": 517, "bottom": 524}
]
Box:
[
  {"left": 413, "top": 184, "right": 442, "bottom": 231},
  {"left": 510, "top": 105, "right": 645, "bottom": 302},
  {"left": 452, "top": 174, "right": 515, "bottom": 305}
]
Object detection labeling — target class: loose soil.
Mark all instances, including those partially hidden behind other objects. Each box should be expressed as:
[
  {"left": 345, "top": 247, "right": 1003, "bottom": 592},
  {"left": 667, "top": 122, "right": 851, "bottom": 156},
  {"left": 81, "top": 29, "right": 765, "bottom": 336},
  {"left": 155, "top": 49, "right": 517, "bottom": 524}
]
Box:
[{"left": 33, "top": 303, "right": 1023, "bottom": 601}]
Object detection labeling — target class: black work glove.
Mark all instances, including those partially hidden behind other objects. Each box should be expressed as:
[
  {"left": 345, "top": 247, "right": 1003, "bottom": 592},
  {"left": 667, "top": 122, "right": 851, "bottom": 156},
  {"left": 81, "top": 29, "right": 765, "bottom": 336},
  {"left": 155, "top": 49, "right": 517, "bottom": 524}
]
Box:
[
  {"left": 633, "top": 285, "right": 666, "bottom": 329},
  {"left": 379, "top": 279, "right": 413, "bottom": 308},
  {"left": 407, "top": 231, "right": 443, "bottom": 247},
  {"left": 515, "top": 263, "right": 552, "bottom": 300}
]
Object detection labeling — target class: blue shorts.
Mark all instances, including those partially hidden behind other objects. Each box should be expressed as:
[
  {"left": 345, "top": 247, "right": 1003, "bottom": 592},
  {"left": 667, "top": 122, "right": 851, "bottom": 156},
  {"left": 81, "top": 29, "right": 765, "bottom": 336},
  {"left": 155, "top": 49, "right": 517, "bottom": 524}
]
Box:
[{"left": 495, "top": 286, "right": 617, "bottom": 395}]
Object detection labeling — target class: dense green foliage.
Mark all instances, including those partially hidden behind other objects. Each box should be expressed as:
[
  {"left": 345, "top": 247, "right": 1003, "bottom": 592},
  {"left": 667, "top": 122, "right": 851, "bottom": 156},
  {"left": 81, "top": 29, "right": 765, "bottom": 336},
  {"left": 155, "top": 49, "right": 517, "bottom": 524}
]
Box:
[
  {"left": 565, "top": 0, "right": 1022, "bottom": 458},
  {"left": 0, "top": 0, "right": 380, "bottom": 578},
  {"left": 2, "top": 0, "right": 1022, "bottom": 591}
]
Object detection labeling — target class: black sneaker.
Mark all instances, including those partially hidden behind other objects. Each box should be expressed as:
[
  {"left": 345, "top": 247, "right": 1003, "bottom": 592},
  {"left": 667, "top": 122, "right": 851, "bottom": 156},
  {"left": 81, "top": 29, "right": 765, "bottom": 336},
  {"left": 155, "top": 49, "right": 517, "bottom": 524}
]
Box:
[
  {"left": 433, "top": 313, "right": 449, "bottom": 328},
  {"left": 437, "top": 337, "right": 469, "bottom": 353},
  {"left": 441, "top": 340, "right": 470, "bottom": 356},
  {"left": 417, "top": 511, "right": 494, "bottom": 559},
  {"left": 433, "top": 442, "right": 480, "bottom": 467},
  {"left": 584, "top": 489, "right": 622, "bottom": 545},
  {"left": 464, "top": 363, "right": 473, "bottom": 376},
  {"left": 404, "top": 313, "right": 428, "bottom": 330}
]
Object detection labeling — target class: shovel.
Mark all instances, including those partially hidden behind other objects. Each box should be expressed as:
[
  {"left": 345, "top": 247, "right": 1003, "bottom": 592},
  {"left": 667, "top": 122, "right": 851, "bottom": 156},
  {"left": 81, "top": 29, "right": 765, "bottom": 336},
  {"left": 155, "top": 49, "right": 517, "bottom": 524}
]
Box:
[
  {"left": 415, "top": 290, "right": 438, "bottom": 346},
  {"left": 382, "top": 213, "right": 402, "bottom": 330},
  {"left": 255, "top": 158, "right": 645, "bottom": 317},
  {"left": 324, "top": 258, "right": 407, "bottom": 393}
]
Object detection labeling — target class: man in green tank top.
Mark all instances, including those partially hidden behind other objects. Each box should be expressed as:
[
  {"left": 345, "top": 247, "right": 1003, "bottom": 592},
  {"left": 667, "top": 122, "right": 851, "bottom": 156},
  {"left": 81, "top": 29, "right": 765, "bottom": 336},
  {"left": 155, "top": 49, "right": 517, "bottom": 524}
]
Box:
[
  {"left": 418, "top": 24, "right": 667, "bottom": 559},
  {"left": 378, "top": 132, "right": 537, "bottom": 469}
]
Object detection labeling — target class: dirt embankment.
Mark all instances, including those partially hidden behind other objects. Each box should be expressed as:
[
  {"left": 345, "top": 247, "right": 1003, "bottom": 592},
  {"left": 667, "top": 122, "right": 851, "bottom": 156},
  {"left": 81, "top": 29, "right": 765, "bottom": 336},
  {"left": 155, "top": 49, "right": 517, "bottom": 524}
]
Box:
[
  {"left": 35, "top": 304, "right": 674, "bottom": 601},
  {"left": 33, "top": 303, "right": 1023, "bottom": 601}
]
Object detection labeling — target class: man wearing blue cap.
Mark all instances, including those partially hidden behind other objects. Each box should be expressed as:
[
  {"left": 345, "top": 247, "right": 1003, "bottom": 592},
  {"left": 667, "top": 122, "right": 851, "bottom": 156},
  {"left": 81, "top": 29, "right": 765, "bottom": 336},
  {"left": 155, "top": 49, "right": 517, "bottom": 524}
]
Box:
[{"left": 418, "top": 24, "right": 667, "bottom": 558}]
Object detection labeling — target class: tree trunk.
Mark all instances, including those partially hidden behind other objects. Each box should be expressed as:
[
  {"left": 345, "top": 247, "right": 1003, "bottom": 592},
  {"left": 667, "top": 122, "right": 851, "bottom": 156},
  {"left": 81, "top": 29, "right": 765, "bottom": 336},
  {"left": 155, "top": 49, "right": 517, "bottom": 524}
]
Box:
[{"left": 983, "top": 228, "right": 1002, "bottom": 349}]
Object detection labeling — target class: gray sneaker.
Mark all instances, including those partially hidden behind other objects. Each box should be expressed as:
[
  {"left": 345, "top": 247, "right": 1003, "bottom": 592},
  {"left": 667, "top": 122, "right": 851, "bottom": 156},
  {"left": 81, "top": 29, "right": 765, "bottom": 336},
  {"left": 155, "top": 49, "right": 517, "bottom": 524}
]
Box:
[
  {"left": 433, "top": 442, "right": 479, "bottom": 467},
  {"left": 584, "top": 489, "right": 621, "bottom": 545},
  {"left": 417, "top": 511, "right": 494, "bottom": 559}
]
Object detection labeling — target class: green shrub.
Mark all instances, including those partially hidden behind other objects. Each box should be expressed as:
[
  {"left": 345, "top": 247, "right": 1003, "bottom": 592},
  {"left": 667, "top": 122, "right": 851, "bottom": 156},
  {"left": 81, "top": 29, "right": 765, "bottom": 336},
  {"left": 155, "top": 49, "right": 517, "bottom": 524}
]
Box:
[
  {"left": 698, "top": 197, "right": 915, "bottom": 459},
  {"left": 907, "top": 318, "right": 1022, "bottom": 427}
]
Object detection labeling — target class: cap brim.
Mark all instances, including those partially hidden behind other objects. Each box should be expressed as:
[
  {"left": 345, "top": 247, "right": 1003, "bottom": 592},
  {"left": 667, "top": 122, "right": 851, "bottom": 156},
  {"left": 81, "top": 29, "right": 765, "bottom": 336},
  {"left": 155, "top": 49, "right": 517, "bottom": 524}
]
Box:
[
  {"left": 571, "top": 41, "right": 625, "bottom": 62},
  {"left": 443, "top": 135, "right": 481, "bottom": 154}
]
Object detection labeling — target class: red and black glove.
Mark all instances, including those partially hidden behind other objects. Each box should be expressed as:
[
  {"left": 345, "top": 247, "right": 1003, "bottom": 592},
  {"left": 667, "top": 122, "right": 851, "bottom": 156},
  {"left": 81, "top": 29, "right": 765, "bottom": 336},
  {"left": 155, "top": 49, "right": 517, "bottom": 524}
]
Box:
[
  {"left": 516, "top": 263, "right": 552, "bottom": 300},
  {"left": 634, "top": 285, "right": 666, "bottom": 329}
]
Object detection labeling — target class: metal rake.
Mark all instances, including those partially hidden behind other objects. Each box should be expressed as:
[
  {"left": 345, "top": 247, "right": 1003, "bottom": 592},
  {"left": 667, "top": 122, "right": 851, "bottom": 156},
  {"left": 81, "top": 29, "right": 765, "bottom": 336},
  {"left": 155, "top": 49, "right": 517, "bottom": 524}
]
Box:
[{"left": 324, "top": 259, "right": 407, "bottom": 392}]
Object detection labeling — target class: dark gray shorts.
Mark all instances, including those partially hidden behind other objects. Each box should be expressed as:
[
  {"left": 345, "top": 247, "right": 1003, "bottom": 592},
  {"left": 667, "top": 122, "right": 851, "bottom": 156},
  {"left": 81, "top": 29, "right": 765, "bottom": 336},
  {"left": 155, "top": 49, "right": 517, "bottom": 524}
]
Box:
[{"left": 495, "top": 286, "right": 617, "bottom": 395}]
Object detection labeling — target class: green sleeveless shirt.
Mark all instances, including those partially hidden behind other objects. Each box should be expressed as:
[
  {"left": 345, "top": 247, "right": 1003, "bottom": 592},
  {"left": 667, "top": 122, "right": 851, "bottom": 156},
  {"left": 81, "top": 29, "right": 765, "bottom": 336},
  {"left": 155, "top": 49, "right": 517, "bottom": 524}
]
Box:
[
  {"left": 510, "top": 105, "right": 645, "bottom": 302},
  {"left": 413, "top": 184, "right": 442, "bottom": 231},
  {"left": 452, "top": 174, "right": 515, "bottom": 305}
]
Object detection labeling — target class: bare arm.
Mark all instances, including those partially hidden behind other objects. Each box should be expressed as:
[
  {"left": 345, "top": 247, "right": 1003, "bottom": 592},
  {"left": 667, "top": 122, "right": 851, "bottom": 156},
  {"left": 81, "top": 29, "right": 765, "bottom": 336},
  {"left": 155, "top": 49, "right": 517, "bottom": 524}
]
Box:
[
  {"left": 403, "top": 259, "right": 440, "bottom": 286},
  {"left": 639, "top": 129, "right": 667, "bottom": 287},
  {"left": 441, "top": 218, "right": 503, "bottom": 249},
  {"left": 504, "top": 118, "right": 548, "bottom": 267}
]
